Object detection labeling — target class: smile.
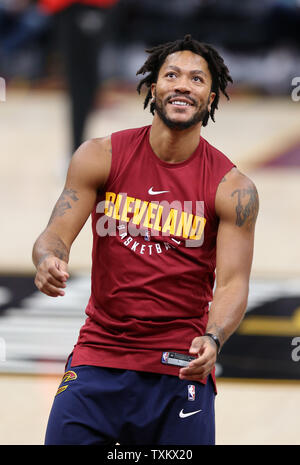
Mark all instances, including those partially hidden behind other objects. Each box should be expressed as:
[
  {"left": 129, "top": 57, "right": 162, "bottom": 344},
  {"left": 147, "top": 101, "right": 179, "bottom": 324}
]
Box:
[{"left": 171, "top": 101, "right": 192, "bottom": 106}]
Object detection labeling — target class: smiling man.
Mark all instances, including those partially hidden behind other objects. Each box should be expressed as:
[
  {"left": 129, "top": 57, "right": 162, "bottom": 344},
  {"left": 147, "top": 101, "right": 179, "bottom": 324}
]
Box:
[
  {"left": 32, "top": 35, "right": 259, "bottom": 445},
  {"left": 151, "top": 54, "right": 214, "bottom": 131}
]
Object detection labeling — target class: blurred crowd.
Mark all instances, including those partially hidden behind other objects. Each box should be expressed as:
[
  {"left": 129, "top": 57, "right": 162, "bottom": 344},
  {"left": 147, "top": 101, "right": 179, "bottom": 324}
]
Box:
[{"left": 0, "top": 0, "right": 299, "bottom": 151}]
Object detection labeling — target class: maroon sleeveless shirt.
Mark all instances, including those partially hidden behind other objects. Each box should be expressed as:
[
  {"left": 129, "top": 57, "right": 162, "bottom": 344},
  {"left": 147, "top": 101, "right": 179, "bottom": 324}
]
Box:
[{"left": 71, "top": 125, "right": 235, "bottom": 389}]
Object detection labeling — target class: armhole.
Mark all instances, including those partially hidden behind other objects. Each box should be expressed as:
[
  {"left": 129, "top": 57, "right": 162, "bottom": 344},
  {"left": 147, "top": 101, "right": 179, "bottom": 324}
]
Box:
[
  {"left": 213, "top": 163, "right": 236, "bottom": 218},
  {"left": 102, "top": 132, "right": 117, "bottom": 191},
  {"left": 208, "top": 160, "right": 236, "bottom": 222},
  {"left": 101, "top": 126, "right": 147, "bottom": 192}
]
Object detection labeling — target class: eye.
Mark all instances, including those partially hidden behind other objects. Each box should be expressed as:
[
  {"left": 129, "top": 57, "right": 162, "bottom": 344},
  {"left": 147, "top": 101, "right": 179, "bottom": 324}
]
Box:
[
  {"left": 193, "top": 76, "right": 204, "bottom": 83},
  {"left": 166, "top": 72, "right": 177, "bottom": 78}
]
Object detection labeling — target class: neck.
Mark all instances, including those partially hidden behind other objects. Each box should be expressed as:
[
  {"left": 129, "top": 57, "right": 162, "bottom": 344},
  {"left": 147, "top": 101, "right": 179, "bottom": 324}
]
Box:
[{"left": 149, "top": 114, "right": 202, "bottom": 163}]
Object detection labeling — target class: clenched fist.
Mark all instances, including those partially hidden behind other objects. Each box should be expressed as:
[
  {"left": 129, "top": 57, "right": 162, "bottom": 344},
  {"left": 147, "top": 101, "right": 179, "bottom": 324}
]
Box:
[{"left": 34, "top": 255, "right": 69, "bottom": 297}]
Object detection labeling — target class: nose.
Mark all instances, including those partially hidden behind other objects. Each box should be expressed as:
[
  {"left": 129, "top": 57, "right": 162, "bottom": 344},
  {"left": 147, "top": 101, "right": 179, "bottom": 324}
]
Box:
[{"left": 174, "top": 75, "right": 191, "bottom": 94}]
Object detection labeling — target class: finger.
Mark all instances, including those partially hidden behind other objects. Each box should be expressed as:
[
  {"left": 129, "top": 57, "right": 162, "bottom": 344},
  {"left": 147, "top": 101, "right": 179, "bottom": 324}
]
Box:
[
  {"left": 37, "top": 280, "right": 66, "bottom": 297},
  {"left": 43, "top": 288, "right": 63, "bottom": 298},
  {"left": 183, "top": 349, "right": 213, "bottom": 374},
  {"left": 47, "top": 274, "right": 67, "bottom": 288},
  {"left": 44, "top": 286, "right": 65, "bottom": 297},
  {"left": 179, "top": 366, "right": 211, "bottom": 380},
  {"left": 35, "top": 273, "right": 64, "bottom": 291},
  {"left": 55, "top": 260, "right": 69, "bottom": 277},
  {"left": 179, "top": 372, "right": 209, "bottom": 382},
  {"left": 189, "top": 337, "right": 205, "bottom": 356},
  {"left": 190, "top": 351, "right": 214, "bottom": 367},
  {"left": 48, "top": 263, "right": 69, "bottom": 282},
  {"left": 179, "top": 354, "right": 215, "bottom": 376},
  {"left": 181, "top": 359, "right": 207, "bottom": 375},
  {"left": 179, "top": 362, "right": 206, "bottom": 378},
  {"left": 179, "top": 362, "right": 214, "bottom": 381}
]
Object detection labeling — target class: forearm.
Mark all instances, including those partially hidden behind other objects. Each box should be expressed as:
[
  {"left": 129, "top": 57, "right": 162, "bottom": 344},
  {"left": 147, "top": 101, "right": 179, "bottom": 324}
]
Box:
[
  {"left": 32, "top": 229, "right": 70, "bottom": 268},
  {"left": 206, "top": 279, "right": 249, "bottom": 349}
]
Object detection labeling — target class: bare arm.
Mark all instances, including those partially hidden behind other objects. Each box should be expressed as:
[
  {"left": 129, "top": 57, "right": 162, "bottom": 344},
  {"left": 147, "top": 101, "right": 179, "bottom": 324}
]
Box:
[
  {"left": 180, "top": 168, "right": 259, "bottom": 381},
  {"left": 32, "top": 137, "right": 111, "bottom": 297}
]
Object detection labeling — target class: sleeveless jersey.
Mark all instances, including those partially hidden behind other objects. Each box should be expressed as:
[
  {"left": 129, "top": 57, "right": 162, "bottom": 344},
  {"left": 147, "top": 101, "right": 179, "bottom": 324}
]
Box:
[{"left": 71, "top": 125, "right": 235, "bottom": 390}]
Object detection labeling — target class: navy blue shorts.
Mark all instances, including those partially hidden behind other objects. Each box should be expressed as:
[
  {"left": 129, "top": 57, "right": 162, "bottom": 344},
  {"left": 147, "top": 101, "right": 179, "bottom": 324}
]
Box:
[{"left": 45, "top": 357, "right": 215, "bottom": 445}]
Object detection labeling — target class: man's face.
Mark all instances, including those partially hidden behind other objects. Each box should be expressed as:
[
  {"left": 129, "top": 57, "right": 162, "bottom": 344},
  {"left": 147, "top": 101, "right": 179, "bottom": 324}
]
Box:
[{"left": 151, "top": 50, "right": 215, "bottom": 130}]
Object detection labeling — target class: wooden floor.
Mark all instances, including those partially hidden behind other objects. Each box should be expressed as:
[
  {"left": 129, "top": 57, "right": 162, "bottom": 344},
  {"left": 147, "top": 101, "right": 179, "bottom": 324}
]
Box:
[{"left": 0, "top": 88, "right": 300, "bottom": 445}]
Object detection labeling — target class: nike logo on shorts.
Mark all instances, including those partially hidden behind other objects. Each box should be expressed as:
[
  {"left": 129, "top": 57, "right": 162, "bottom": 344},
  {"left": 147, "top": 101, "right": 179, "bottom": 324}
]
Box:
[{"left": 179, "top": 409, "right": 202, "bottom": 418}]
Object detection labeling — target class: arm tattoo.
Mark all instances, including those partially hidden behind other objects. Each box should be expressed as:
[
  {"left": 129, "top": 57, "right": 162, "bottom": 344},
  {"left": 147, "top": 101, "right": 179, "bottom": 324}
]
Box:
[
  {"left": 37, "top": 236, "right": 69, "bottom": 267},
  {"left": 53, "top": 244, "right": 68, "bottom": 262},
  {"left": 48, "top": 188, "right": 79, "bottom": 225},
  {"left": 231, "top": 184, "right": 259, "bottom": 230}
]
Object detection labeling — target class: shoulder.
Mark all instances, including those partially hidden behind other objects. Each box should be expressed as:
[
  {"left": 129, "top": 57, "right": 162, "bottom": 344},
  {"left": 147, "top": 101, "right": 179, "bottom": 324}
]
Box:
[
  {"left": 67, "top": 136, "right": 112, "bottom": 190},
  {"left": 111, "top": 125, "right": 150, "bottom": 148},
  {"left": 111, "top": 125, "right": 149, "bottom": 138},
  {"left": 77, "top": 135, "right": 112, "bottom": 157},
  {"left": 215, "top": 167, "right": 259, "bottom": 231},
  {"left": 201, "top": 138, "right": 236, "bottom": 187},
  {"left": 216, "top": 167, "right": 258, "bottom": 197}
]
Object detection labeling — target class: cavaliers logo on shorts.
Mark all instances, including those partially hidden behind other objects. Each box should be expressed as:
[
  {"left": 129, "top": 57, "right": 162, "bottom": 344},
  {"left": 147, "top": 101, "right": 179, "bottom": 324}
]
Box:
[
  {"left": 55, "top": 370, "right": 77, "bottom": 396},
  {"left": 61, "top": 370, "right": 77, "bottom": 383}
]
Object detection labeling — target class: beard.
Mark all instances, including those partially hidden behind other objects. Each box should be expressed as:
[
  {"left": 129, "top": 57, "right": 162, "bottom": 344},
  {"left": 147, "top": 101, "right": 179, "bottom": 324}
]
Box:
[{"left": 153, "top": 93, "right": 209, "bottom": 131}]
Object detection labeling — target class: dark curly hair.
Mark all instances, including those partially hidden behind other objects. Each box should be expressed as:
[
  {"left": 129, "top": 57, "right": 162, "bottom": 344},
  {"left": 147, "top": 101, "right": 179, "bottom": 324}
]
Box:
[{"left": 136, "top": 34, "right": 233, "bottom": 127}]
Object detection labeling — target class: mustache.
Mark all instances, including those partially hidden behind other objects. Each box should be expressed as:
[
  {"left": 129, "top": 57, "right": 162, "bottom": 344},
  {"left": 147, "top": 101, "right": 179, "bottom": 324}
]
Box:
[{"left": 165, "top": 94, "right": 196, "bottom": 106}]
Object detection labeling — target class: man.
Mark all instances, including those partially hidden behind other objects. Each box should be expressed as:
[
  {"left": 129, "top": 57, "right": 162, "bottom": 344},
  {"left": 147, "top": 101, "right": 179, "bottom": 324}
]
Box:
[{"left": 32, "top": 35, "right": 259, "bottom": 445}]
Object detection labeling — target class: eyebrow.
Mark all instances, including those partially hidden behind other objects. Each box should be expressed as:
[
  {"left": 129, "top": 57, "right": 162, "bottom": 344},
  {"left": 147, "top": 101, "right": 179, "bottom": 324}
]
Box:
[{"left": 165, "top": 65, "right": 208, "bottom": 78}]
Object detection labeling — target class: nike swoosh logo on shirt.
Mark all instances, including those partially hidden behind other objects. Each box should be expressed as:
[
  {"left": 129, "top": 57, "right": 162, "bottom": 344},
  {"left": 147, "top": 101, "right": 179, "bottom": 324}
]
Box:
[
  {"left": 179, "top": 409, "right": 202, "bottom": 419},
  {"left": 148, "top": 187, "right": 170, "bottom": 195}
]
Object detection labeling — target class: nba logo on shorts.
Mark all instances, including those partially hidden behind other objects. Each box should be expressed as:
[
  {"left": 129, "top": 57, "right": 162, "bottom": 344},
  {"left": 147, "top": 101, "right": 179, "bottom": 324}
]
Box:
[{"left": 188, "top": 385, "right": 195, "bottom": 401}]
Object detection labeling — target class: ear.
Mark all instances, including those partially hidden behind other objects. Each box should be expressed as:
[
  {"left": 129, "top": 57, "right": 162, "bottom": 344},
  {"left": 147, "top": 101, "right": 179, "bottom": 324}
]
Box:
[
  {"left": 151, "top": 83, "right": 156, "bottom": 99},
  {"left": 207, "top": 92, "right": 216, "bottom": 112}
]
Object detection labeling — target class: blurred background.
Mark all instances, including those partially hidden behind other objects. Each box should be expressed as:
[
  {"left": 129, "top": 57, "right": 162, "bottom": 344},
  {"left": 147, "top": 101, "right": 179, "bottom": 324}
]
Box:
[{"left": 0, "top": 0, "right": 300, "bottom": 445}]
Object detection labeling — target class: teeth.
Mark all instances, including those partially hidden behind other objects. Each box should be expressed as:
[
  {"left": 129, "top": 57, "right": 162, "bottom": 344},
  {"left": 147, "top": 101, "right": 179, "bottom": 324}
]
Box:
[{"left": 171, "top": 101, "right": 189, "bottom": 106}]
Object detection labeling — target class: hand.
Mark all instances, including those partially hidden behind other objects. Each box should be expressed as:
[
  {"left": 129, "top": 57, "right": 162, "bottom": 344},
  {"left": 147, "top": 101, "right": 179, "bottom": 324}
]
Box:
[
  {"left": 179, "top": 336, "right": 218, "bottom": 381},
  {"left": 34, "top": 255, "right": 69, "bottom": 297}
]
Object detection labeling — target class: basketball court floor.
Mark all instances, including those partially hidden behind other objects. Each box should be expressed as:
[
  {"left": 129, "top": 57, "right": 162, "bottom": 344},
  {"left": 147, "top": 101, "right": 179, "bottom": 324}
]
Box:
[{"left": 0, "top": 87, "right": 300, "bottom": 444}]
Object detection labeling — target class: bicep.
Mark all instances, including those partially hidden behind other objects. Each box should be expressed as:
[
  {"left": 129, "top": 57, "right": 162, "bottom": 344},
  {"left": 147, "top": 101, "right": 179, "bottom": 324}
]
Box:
[
  {"left": 216, "top": 217, "right": 255, "bottom": 287},
  {"left": 46, "top": 138, "right": 111, "bottom": 247},
  {"left": 215, "top": 170, "right": 259, "bottom": 286}
]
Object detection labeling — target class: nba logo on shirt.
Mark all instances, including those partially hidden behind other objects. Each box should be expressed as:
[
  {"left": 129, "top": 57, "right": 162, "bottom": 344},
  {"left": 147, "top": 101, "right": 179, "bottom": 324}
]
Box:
[
  {"left": 188, "top": 385, "right": 195, "bottom": 401},
  {"left": 162, "top": 352, "right": 169, "bottom": 363}
]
